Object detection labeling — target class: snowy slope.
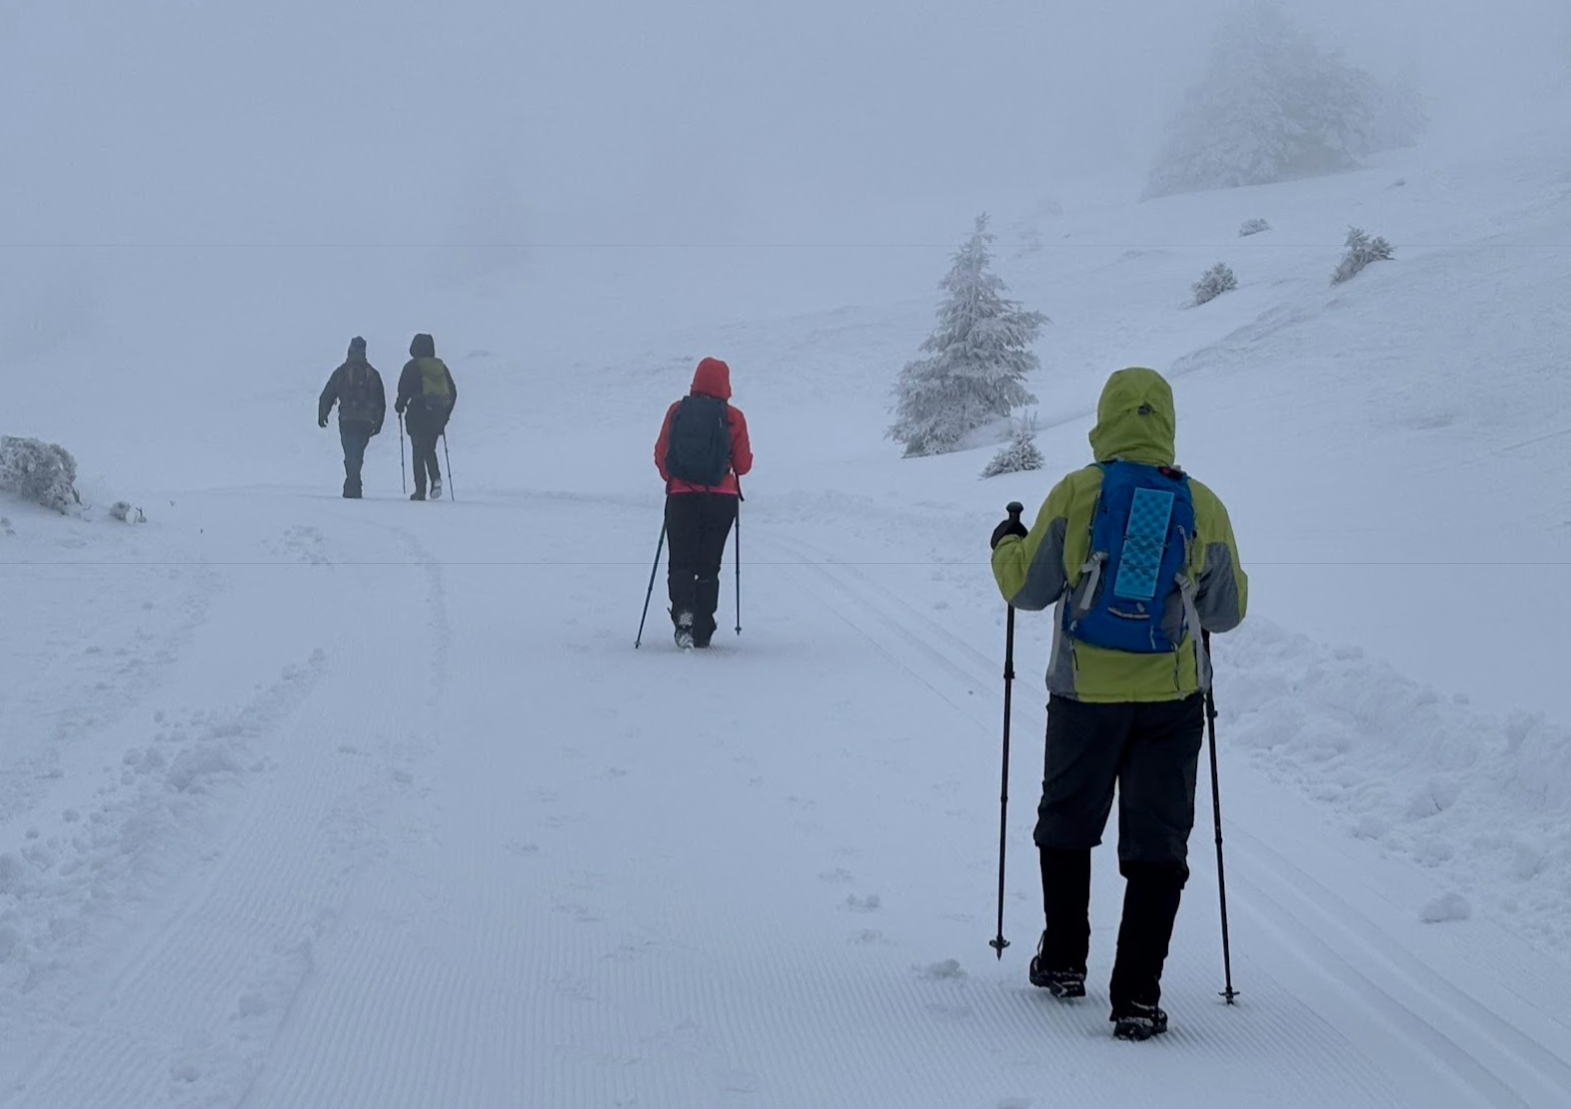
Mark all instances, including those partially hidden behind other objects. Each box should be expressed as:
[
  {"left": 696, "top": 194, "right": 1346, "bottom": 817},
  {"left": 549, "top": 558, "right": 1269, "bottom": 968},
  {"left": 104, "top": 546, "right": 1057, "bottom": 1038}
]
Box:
[{"left": 4, "top": 123, "right": 1571, "bottom": 1107}]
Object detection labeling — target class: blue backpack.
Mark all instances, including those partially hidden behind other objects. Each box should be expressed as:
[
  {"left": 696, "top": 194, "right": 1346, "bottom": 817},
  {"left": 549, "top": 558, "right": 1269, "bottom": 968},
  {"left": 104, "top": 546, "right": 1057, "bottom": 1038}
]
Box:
[{"left": 1064, "top": 461, "right": 1195, "bottom": 654}]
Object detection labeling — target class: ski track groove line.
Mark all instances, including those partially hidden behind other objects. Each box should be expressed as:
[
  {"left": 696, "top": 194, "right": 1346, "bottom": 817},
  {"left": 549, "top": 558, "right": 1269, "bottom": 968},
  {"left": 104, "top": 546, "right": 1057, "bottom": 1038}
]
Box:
[
  {"left": 756, "top": 522, "right": 1571, "bottom": 1106},
  {"left": 1233, "top": 823, "right": 1571, "bottom": 1099},
  {"left": 764, "top": 525, "right": 1049, "bottom": 734},
  {"left": 776, "top": 553, "right": 999, "bottom": 736},
  {"left": 1234, "top": 865, "right": 1528, "bottom": 1108}
]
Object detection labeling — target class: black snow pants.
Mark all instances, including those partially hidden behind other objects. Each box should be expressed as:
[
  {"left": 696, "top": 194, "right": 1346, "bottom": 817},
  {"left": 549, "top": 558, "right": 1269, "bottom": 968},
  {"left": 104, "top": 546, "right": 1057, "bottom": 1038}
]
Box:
[
  {"left": 664, "top": 492, "right": 737, "bottom": 645},
  {"left": 406, "top": 406, "right": 447, "bottom": 495},
  {"left": 1033, "top": 693, "right": 1205, "bottom": 1009}
]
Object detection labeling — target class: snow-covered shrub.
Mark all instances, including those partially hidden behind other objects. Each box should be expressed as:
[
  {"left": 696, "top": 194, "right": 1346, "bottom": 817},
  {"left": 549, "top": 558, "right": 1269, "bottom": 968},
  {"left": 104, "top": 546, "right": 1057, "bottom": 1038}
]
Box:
[
  {"left": 1331, "top": 226, "right": 1394, "bottom": 285},
  {"left": 1144, "top": 1, "right": 1425, "bottom": 199},
  {"left": 981, "top": 416, "right": 1044, "bottom": 478},
  {"left": 1239, "top": 218, "right": 1271, "bottom": 237},
  {"left": 889, "top": 215, "right": 1047, "bottom": 458},
  {"left": 108, "top": 501, "right": 145, "bottom": 524},
  {"left": 1190, "top": 262, "right": 1239, "bottom": 307},
  {"left": 0, "top": 436, "right": 79, "bottom": 514}
]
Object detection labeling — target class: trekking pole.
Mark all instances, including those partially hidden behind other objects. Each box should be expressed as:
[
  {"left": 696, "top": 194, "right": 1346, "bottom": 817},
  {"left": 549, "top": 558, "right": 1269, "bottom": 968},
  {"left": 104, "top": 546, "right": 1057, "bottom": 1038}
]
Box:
[
  {"left": 398, "top": 413, "right": 407, "bottom": 495},
  {"left": 1203, "top": 629, "right": 1239, "bottom": 1004},
  {"left": 442, "top": 432, "right": 455, "bottom": 502},
  {"left": 990, "top": 500, "right": 1024, "bottom": 960},
  {"left": 635, "top": 520, "right": 668, "bottom": 649},
  {"left": 734, "top": 484, "right": 743, "bottom": 636}
]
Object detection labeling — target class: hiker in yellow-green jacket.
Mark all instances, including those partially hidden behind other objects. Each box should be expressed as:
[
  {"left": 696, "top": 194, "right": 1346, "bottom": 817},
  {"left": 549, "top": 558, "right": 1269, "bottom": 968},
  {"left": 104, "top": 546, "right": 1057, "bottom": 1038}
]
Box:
[
  {"left": 990, "top": 366, "right": 1247, "bottom": 1041},
  {"left": 395, "top": 333, "right": 457, "bottom": 501}
]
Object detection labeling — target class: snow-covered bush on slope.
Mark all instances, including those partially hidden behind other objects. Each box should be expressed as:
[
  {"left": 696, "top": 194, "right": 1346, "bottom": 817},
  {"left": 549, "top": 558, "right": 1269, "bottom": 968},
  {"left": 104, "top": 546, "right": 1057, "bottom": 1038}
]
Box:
[
  {"left": 0, "top": 436, "right": 79, "bottom": 514},
  {"left": 1191, "top": 262, "right": 1240, "bottom": 307},
  {"left": 1332, "top": 226, "right": 1394, "bottom": 285}
]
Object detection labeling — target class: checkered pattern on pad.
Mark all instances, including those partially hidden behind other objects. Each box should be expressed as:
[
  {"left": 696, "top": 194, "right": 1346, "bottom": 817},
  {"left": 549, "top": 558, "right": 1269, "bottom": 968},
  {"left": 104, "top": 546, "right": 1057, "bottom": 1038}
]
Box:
[{"left": 1112, "top": 487, "right": 1174, "bottom": 601}]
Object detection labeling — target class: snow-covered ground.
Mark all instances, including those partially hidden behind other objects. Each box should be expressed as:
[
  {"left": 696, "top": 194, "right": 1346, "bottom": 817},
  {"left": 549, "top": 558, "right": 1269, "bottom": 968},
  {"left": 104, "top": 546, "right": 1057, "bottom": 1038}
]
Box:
[{"left": 4, "top": 122, "right": 1571, "bottom": 1106}]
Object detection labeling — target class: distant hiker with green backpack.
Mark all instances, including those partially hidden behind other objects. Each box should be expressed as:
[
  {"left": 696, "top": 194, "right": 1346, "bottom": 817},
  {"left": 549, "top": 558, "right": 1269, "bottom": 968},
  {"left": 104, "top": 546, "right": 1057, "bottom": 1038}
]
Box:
[
  {"left": 395, "top": 333, "right": 457, "bottom": 501},
  {"left": 654, "top": 357, "right": 752, "bottom": 649},
  {"left": 318, "top": 336, "right": 387, "bottom": 499},
  {"left": 989, "top": 367, "right": 1247, "bottom": 1042}
]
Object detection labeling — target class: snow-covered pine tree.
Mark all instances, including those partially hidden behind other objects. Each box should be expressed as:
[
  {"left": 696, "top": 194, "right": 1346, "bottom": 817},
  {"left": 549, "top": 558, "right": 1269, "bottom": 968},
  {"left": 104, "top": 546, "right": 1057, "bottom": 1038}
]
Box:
[
  {"left": 888, "top": 215, "right": 1046, "bottom": 458},
  {"left": 1144, "top": 1, "right": 1408, "bottom": 199}
]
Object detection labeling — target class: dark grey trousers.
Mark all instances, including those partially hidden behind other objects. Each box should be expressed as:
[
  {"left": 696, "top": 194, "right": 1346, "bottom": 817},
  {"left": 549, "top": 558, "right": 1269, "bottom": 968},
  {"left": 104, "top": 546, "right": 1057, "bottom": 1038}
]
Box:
[{"left": 339, "top": 421, "right": 372, "bottom": 495}]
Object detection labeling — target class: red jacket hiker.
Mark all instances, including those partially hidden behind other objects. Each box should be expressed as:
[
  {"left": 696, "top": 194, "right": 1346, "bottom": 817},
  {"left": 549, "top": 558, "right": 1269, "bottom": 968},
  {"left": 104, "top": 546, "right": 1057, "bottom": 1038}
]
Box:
[{"left": 655, "top": 357, "right": 753, "bottom": 495}]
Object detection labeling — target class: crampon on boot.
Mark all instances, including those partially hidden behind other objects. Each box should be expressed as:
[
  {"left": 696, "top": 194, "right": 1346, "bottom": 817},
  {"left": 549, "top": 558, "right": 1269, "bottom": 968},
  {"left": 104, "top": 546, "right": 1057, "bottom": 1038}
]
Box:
[
  {"left": 1110, "top": 1000, "right": 1168, "bottom": 1041},
  {"left": 1028, "top": 932, "right": 1086, "bottom": 999}
]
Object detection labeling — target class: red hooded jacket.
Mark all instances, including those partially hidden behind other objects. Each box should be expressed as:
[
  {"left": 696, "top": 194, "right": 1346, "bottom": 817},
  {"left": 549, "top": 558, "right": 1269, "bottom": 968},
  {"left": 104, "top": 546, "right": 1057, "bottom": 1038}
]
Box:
[{"left": 655, "top": 357, "right": 752, "bottom": 496}]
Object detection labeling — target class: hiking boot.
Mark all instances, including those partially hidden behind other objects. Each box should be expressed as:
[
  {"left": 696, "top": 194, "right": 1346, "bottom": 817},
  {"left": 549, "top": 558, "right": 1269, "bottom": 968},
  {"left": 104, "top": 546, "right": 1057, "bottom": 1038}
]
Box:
[
  {"left": 1110, "top": 1001, "right": 1168, "bottom": 1041},
  {"left": 430, "top": 477, "right": 443, "bottom": 500},
  {"left": 342, "top": 489, "right": 362, "bottom": 499},
  {"left": 1028, "top": 933, "right": 1086, "bottom": 999},
  {"left": 410, "top": 490, "right": 426, "bottom": 501},
  {"left": 1030, "top": 962, "right": 1086, "bottom": 999},
  {"left": 674, "top": 611, "right": 695, "bottom": 650}
]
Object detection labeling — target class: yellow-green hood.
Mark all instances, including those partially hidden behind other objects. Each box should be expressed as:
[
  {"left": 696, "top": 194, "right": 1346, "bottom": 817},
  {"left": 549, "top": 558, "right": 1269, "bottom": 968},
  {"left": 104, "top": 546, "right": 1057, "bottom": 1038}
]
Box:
[{"left": 1088, "top": 367, "right": 1176, "bottom": 466}]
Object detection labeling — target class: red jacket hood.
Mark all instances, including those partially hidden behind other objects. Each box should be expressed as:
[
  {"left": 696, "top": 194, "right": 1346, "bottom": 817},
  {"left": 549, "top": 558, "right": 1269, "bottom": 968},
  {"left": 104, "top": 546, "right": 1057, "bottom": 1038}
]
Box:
[{"left": 691, "top": 357, "right": 732, "bottom": 400}]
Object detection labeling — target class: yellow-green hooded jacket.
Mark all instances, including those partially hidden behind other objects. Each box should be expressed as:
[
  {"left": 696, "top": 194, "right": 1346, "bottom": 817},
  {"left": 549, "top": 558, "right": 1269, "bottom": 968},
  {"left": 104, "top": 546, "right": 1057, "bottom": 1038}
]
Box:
[{"left": 991, "top": 367, "right": 1247, "bottom": 703}]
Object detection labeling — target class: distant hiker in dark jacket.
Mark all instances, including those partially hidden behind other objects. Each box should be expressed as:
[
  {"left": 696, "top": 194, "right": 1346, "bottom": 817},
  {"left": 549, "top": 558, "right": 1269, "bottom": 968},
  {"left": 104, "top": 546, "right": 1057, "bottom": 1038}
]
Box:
[
  {"left": 318, "top": 336, "right": 387, "bottom": 499},
  {"left": 990, "top": 367, "right": 1247, "bottom": 1042},
  {"left": 653, "top": 357, "right": 752, "bottom": 649},
  {"left": 394, "top": 333, "right": 457, "bottom": 501}
]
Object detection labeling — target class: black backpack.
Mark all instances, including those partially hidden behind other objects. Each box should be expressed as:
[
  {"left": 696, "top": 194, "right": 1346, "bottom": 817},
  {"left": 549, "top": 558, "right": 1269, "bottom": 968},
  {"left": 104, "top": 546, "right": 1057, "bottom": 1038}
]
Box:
[{"left": 664, "top": 395, "right": 732, "bottom": 486}]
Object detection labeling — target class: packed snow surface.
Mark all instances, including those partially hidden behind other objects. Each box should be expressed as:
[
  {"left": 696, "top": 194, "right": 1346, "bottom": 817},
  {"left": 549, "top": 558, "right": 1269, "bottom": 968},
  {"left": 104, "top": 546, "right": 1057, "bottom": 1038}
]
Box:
[{"left": 4, "top": 124, "right": 1571, "bottom": 1107}]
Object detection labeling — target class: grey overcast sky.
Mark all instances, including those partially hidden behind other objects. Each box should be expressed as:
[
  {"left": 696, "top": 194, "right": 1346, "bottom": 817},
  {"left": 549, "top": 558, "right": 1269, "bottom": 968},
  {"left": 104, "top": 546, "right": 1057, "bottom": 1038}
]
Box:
[{"left": 2, "top": 0, "right": 1566, "bottom": 245}]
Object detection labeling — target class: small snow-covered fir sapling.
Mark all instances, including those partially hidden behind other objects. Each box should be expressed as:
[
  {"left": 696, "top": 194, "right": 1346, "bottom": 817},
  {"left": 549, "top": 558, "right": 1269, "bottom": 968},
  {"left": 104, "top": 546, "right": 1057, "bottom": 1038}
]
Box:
[
  {"left": 981, "top": 415, "right": 1045, "bottom": 478},
  {"left": 1191, "top": 262, "right": 1239, "bottom": 306},
  {"left": 1331, "top": 226, "right": 1394, "bottom": 285},
  {"left": 1239, "top": 218, "right": 1271, "bottom": 236},
  {"left": 888, "top": 214, "right": 1047, "bottom": 457}
]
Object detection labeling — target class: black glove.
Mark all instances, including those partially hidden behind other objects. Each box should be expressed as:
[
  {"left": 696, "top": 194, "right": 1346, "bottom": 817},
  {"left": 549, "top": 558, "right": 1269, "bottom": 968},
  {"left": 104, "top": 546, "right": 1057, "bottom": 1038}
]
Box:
[
  {"left": 371, "top": 424, "right": 383, "bottom": 437},
  {"left": 318, "top": 415, "right": 329, "bottom": 429},
  {"left": 394, "top": 400, "right": 406, "bottom": 416},
  {"left": 990, "top": 516, "right": 1028, "bottom": 550}
]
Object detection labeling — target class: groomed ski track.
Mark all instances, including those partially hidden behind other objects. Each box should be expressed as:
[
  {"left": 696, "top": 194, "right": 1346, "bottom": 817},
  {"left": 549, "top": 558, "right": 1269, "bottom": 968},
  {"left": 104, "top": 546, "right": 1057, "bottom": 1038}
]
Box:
[{"left": 5, "top": 488, "right": 1570, "bottom": 1109}]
